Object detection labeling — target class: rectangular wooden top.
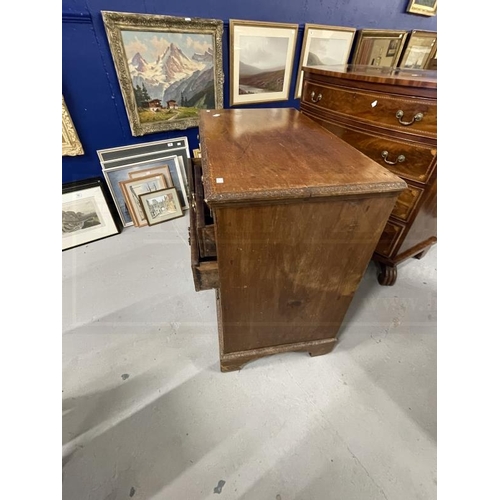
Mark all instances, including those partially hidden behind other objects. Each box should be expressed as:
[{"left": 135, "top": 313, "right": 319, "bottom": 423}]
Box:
[
  {"left": 199, "top": 108, "right": 406, "bottom": 206},
  {"left": 303, "top": 64, "right": 437, "bottom": 89}
]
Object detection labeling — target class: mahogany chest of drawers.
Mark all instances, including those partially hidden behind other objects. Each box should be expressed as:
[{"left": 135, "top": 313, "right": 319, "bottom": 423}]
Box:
[
  {"left": 300, "top": 64, "right": 437, "bottom": 285},
  {"left": 188, "top": 108, "right": 405, "bottom": 371}
]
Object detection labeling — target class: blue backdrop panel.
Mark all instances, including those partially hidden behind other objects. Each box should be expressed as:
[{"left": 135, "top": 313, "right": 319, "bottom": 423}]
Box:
[{"left": 62, "top": 0, "right": 436, "bottom": 184}]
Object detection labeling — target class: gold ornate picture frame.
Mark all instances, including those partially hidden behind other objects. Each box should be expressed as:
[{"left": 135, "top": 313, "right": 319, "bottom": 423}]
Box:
[
  {"left": 102, "top": 11, "right": 224, "bottom": 137},
  {"left": 62, "top": 96, "right": 84, "bottom": 156},
  {"left": 229, "top": 19, "right": 298, "bottom": 106},
  {"left": 407, "top": 0, "right": 437, "bottom": 17},
  {"left": 351, "top": 29, "right": 408, "bottom": 68}
]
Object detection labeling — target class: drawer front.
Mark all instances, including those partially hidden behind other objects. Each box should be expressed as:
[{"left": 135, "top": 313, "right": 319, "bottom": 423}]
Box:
[
  {"left": 302, "top": 80, "right": 437, "bottom": 136},
  {"left": 313, "top": 119, "right": 436, "bottom": 184},
  {"left": 187, "top": 158, "right": 219, "bottom": 291},
  {"left": 392, "top": 184, "right": 424, "bottom": 222},
  {"left": 192, "top": 158, "right": 217, "bottom": 258},
  {"left": 375, "top": 219, "right": 405, "bottom": 257}
]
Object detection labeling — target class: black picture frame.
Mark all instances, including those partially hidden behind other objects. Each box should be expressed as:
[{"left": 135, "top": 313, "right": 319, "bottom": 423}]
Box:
[{"left": 62, "top": 177, "right": 122, "bottom": 251}]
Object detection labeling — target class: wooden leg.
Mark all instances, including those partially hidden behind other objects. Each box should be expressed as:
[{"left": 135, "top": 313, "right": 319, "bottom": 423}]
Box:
[
  {"left": 220, "top": 360, "right": 246, "bottom": 372},
  {"left": 309, "top": 342, "right": 335, "bottom": 357},
  {"left": 377, "top": 263, "right": 398, "bottom": 286},
  {"left": 220, "top": 339, "right": 337, "bottom": 371},
  {"left": 413, "top": 247, "right": 431, "bottom": 260}
]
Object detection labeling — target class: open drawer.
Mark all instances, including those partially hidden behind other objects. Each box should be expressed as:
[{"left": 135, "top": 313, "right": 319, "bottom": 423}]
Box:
[{"left": 187, "top": 158, "right": 219, "bottom": 291}]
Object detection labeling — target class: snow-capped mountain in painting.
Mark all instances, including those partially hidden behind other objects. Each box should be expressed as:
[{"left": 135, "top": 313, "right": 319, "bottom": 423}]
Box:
[{"left": 128, "top": 42, "right": 214, "bottom": 107}]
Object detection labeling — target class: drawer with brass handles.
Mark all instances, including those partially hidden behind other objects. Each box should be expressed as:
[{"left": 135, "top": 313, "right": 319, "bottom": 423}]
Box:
[
  {"left": 308, "top": 117, "right": 437, "bottom": 184},
  {"left": 302, "top": 80, "right": 437, "bottom": 136}
]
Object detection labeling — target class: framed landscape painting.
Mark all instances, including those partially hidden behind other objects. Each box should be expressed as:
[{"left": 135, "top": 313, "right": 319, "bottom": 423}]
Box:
[
  {"left": 102, "top": 11, "right": 223, "bottom": 136},
  {"left": 229, "top": 19, "right": 298, "bottom": 106},
  {"left": 62, "top": 178, "right": 121, "bottom": 251},
  {"left": 295, "top": 24, "right": 355, "bottom": 99}
]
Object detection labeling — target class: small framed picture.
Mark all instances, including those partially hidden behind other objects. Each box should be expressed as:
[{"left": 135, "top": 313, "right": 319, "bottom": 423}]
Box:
[
  {"left": 229, "top": 19, "right": 299, "bottom": 106},
  {"left": 119, "top": 173, "right": 168, "bottom": 227},
  {"left": 295, "top": 24, "right": 355, "bottom": 99},
  {"left": 139, "top": 188, "right": 183, "bottom": 226},
  {"left": 62, "top": 178, "right": 121, "bottom": 251},
  {"left": 407, "top": 0, "right": 437, "bottom": 16}
]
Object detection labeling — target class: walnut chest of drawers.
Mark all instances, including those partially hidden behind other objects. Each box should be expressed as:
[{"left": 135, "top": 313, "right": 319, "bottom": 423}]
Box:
[
  {"left": 300, "top": 64, "right": 437, "bottom": 285},
  {"left": 188, "top": 108, "right": 405, "bottom": 371}
]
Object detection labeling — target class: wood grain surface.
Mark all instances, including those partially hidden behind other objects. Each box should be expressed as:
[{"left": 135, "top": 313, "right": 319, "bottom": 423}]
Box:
[
  {"left": 215, "top": 195, "right": 399, "bottom": 353},
  {"left": 302, "top": 79, "right": 437, "bottom": 136},
  {"left": 300, "top": 65, "right": 437, "bottom": 285},
  {"left": 199, "top": 108, "right": 406, "bottom": 206},
  {"left": 310, "top": 118, "right": 436, "bottom": 185},
  {"left": 303, "top": 64, "right": 437, "bottom": 89}
]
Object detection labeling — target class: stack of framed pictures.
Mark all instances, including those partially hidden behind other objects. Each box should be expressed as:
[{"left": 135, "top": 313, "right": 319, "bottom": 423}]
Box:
[{"left": 97, "top": 137, "right": 191, "bottom": 227}]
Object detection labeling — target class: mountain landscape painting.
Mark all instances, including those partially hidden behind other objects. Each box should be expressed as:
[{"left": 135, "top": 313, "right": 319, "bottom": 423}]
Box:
[
  {"left": 121, "top": 31, "right": 215, "bottom": 125},
  {"left": 237, "top": 35, "right": 289, "bottom": 96},
  {"left": 230, "top": 21, "right": 298, "bottom": 106},
  {"left": 294, "top": 26, "right": 355, "bottom": 99},
  {"left": 306, "top": 37, "right": 349, "bottom": 66}
]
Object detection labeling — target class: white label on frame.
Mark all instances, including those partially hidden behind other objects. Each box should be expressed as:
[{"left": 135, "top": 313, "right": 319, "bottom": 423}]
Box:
[{"left": 216, "top": 178, "right": 224, "bottom": 184}]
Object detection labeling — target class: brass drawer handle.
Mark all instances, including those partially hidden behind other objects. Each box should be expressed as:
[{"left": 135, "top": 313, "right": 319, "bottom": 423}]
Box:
[
  {"left": 381, "top": 151, "right": 406, "bottom": 165},
  {"left": 395, "top": 110, "right": 423, "bottom": 126},
  {"left": 310, "top": 91, "right": 322, "bottom": 103}
]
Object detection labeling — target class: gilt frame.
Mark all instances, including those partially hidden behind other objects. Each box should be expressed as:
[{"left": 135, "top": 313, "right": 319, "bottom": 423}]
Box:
[
  {"left": 102, "top": 11, "right": 224, "bottom": 137},
  {"left": 62, "top": 96, "right": 84, "bottom": 156}
]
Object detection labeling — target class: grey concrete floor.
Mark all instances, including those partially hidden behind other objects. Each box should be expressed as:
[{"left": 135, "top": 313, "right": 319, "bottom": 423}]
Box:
[{"left": 62, "top": 212, "right": 436, "bottom": 500}]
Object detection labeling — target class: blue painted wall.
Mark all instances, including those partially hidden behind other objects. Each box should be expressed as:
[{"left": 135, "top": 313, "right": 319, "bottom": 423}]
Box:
[{"left": 62, "top": 0, "right": 436, "bottom": 184}]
